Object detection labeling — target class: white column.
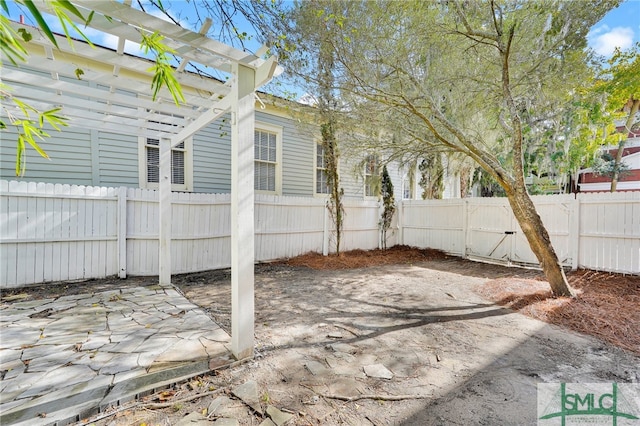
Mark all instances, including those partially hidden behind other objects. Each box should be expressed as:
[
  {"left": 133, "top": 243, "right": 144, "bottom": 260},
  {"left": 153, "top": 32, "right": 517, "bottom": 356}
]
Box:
[
  {"left": 230, "top": 64, "right": 256, "bottom": 360},
  {"left": 159, "top": 137, "right": 172, "bottom": 285},
  {"left": 323, "top": 200, "right": 330, "bottom": 256},
  {"left": 117, "top": 186, "right": 127, "bottom": 278},
  {"left": 569, "top": 196, "right": 580, "bottom": 271},
  {"left": 462, "top": 199, "right": 469, "bottom": 259},
  {"left": 397, "top": 200, "right": 403, "bottom": 246}
]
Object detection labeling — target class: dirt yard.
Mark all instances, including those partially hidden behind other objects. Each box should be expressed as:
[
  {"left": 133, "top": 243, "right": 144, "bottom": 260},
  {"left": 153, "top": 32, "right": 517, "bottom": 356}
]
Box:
[{"left": 3, "top": 247, "right": 639, "bottom": 425}]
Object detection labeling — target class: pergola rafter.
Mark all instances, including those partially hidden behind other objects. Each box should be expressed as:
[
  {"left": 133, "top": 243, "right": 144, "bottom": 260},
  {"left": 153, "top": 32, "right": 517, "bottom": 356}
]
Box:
[{"left": 3, "top": 0, "right": 280, "bottom": 359}]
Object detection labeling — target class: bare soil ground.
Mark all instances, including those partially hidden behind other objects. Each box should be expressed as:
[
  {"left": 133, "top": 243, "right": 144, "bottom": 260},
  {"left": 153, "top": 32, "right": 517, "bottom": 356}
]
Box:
[{"left": 2, "top": 246, "right": 639, "bottom": 425}]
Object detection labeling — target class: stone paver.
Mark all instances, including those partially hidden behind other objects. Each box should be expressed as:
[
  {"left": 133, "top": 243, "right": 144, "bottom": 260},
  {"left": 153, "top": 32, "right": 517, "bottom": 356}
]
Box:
[
  {"left": 266, "top": 405, "right": 294, "bottom": 426},
  {"left": 0, "top": 284, "right": 232, "bottom": 426},
  {"left": 231, "top": 380, "right": 263, "bottom": 415},
  {"left": 363, "top": 363, "right": 394, "bottom": 380}
]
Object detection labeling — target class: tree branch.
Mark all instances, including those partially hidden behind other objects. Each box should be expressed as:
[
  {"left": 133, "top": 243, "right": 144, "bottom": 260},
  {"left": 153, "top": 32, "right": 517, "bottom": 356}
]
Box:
[
  {"left": 317, "top": 392, "right": 430, "bottom": 402},
  {"left": 452, "top": 0, "right": 499, "bottom": 42}
]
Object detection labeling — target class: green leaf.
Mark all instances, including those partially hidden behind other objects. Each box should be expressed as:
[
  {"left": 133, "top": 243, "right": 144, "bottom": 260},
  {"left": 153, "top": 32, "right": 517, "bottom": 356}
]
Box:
[
  {"left": 75, "top": 68, "right": 84, "bottom": 79},
  {"left": 25, "top": 132, "right": 50, "bottom": 158},
  {"left": 0, "top": 0, "right": 8, "bottom": 14},
  {"left": 1, "top": 14, "right": 29, "bottom": 64},
  {"left": 23, "top": 0, "right": 59, "bottom": 48},
  {"left": 16, "top": 135, "right": 25, "bottom": 176},
  {"left": 17, "top": 28, "right": 32, "bottom": 42},
  {"left": 54, "top": 0, "right": 87, "bottom": 21},
  {"left": 41, "top": 108, "right": 69, "bottom": 131},
  {"left": 85, "top": 10, "right": 94, "bottom": 27}
]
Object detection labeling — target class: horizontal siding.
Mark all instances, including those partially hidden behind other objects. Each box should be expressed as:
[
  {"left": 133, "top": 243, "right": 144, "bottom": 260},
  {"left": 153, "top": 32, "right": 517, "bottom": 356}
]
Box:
[
  {"left": 99, "top": 132, "right": 139, "bottom": 187},
  {"left": 256, "top": 110, "right": 315, "bottom": 196},
  {"left": 193, "top": 117, "right": 232, "bottom": 193},
  {"left": 340, "top": 154, "right": 366, "bottom": 199},
  {"left": 0, "top": 123, "right": 93, "bottom": 185}
]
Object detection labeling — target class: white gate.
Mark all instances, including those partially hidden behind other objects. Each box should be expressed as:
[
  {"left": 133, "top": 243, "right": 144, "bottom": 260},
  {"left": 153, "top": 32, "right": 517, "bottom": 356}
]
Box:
[
  {"left": 465, "top": 196, "right": 574, "bottom": 268},
  {"left": 466, "top": 198, "right": 517, "bottom": 265}
]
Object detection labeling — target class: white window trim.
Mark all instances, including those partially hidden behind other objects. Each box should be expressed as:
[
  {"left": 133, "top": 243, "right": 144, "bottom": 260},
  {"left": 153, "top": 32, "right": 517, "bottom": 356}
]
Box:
[
  {"left": 364, "top": 154, "right": 380, "bottom": 199},
  {"left": 255, "top": 121, "right": 283, "bottom": 195},
  {"left": 138, "top": 136, "right": 194, "bottom": 192},
  {"left": 313, "top": 140, "right": 331, "bottom": 198},
  {"left": 401, "top": 166, "right": 417, "bottom": 200}
]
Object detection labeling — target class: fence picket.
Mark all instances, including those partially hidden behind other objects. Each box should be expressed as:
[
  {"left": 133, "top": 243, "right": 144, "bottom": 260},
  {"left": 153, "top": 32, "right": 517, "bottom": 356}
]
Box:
[{"left": 1, "top": 179, "right": 638, "bottom": 288}]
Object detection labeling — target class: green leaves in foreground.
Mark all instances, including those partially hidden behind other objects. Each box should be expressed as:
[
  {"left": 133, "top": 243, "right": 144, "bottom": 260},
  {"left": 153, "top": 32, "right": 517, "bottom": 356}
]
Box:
[
  {"left": 4, "top": 97, "right": 68, "bottom": 176},
  {"left": 141, "top": 31, "right": 185, "bottom": 105}
]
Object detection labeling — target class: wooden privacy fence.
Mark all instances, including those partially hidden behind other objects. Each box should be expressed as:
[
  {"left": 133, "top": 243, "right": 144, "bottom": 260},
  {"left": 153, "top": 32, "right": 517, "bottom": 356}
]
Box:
[
  {"left": 1, "top": 179, "right": 638, "bottom": 288},
  {"left": 401, "top": 191, "right": 640, "bottom": 274},
  {"left": 0, "top": 180, "right": 380, "bottom": 288}
]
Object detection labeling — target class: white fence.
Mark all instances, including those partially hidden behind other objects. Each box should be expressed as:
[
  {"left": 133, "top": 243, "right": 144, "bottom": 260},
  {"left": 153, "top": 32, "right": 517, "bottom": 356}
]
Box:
[
  {"left": 0, "top": 181, "right": 381, "bottom": 288},
  {"left": 401, "top": 192, "right": 640, "bottom": 274},
  {"left": 1, "top": 179, "right": 638, "bottom": 288}
]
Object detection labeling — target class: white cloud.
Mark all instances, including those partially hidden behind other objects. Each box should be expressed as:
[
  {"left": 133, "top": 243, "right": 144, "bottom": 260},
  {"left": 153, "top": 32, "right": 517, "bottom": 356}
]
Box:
[
  {"left": 589, "top": 24, "right": 610, "bottom": 37},
  {"left": 589, "top": 26, "right": 634, "bottom": 56}
]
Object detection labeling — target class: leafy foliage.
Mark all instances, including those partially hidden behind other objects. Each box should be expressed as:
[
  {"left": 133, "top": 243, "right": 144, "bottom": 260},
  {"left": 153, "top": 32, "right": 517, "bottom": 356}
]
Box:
[
  {"left": 418, "top": 154, "right": 444, "bottom": 199},
  {"left": 379, "top": 165, "right": 395, "bottom": 250},
  {"left": 593, "top": 43, "right": 640, "bottom": 191},
  {"left": 302, "top": 0, "right": 618, "bottom": 296},
  {"left": 592, "top": 152, "right": 631, "bottom": 179},
  {"left": 321, "top": 120, "right": 345, "bottom": 254},
  {"left": 1, "top": 1, "right": 186, "bottom": 175},
  {"left": 141, "top": 31, "right": 185, "bottom": 105}
]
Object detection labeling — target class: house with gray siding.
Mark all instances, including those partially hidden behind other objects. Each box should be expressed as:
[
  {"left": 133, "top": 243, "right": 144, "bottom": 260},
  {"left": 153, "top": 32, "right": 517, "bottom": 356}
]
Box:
[{"left": 1, "top": 66, "right": 412, "bottom": 201}]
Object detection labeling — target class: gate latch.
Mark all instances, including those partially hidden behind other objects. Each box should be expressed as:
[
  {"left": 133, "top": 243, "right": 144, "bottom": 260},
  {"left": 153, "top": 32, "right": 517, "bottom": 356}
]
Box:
[{"left": 504, "top": 231, "right": 516, "bottom": 235}]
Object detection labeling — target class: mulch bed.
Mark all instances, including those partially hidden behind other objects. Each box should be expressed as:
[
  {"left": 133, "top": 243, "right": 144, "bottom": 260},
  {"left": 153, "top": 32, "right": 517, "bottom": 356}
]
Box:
[
  {"left": 280, "top": 245, "right": 449, "bottom": 269},
  {"left": 476, "top": 270, "right": 640, "bottom": 355},
  {"left": 281, "top": 246, "right": 640, "bottom": 356}
]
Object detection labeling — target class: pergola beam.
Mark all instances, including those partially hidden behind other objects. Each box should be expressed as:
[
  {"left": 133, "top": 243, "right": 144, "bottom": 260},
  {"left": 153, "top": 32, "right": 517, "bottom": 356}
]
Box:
[
  {"left": 170, "top": 96, "right": 232, "bottom": 148},
  {"left": 12, "top": 22, "right": 231, "bottom": 98},
  {"left": 177, "top": 18, "right": 213, "bottom": 73},
  {"left": 70, "top": 0, "right": 260, "bottom": 65},
  {"left": 5, "top": 58, "right": 221, "bottom": 115},
  {"left": 6, "top": 0, "right": 280, "bottom": 362}
]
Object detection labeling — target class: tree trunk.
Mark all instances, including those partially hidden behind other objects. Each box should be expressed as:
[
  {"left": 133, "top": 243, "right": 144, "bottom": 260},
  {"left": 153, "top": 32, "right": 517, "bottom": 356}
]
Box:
[
  {"left": 505, "top": 187, "right": 575, "bottom": 297},
  {"left": 610, "top": 98, "right": 640, "bottom": 192},
  {"left": 496, "top": 24, "right": 574, "bottom": 298}
]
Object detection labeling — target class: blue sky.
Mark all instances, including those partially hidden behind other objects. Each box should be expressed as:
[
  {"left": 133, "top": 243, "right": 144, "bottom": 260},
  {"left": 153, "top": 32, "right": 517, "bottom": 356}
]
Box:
[
  {"left": 587, "top": 0, "right": 640, "bottom": 56},
  {"left": 9, "top": 0, "right": 639, "bottom": 58}
]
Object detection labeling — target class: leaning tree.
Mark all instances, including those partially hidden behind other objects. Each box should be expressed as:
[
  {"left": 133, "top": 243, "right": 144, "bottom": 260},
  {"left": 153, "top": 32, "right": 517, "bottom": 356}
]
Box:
[{"left": 320, "top": 0, "right": 619, "bottom": 297}]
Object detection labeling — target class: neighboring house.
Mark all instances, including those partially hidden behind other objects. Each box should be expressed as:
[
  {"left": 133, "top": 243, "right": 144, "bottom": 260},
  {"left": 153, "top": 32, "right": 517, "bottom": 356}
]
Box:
[
  {"left": 1, "top": 67, "right": 411, "bottom": 203},
  {"left": 577, "top": 128, "right": 640, "bottom": 193}
]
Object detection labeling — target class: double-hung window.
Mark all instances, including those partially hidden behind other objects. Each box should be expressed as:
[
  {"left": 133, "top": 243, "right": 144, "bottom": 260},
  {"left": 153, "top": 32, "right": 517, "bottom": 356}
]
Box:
[
  {"left": 254, "top": 124, "right": 282, "bottom": 194},
  {"left": 364, "top": 154, "right": 380, "bottom": 197},
  {"left": 402, "top": 176, "right": 412, "bottom": 199},
  {"left": 316, "top": 143, "right": 330, "bottom": 195},
  {"left": 140, "top": 136, "right": 192, "bottom": 191}
]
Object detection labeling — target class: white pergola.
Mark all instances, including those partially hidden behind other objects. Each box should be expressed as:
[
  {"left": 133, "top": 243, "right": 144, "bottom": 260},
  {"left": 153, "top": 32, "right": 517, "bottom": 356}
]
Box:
[{"left": 5, "top": 0, "right": 280, "bottom": 359}]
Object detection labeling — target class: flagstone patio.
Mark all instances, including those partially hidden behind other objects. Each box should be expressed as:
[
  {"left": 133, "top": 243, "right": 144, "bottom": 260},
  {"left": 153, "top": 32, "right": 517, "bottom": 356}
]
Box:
[{"left": 0, "top": 284, "right": 233, "bottom": 426}]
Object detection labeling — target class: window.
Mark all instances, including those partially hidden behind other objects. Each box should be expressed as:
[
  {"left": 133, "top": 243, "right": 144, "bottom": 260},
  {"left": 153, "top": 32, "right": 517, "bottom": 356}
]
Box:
[
  {"left": 254, "top": 123, "right": 282, "bottom": 194},
  {"left": 364, "top": 154, "right": 380, "bottom": 197},
  {"left": 402, "top": 177, "right": 412, "bottom": 199},
  {"left": 316, "top": 143, "right": 330, "bottom": 194},
  {"left": 139, "top": 136, "right": 192, "bottom": 191}
]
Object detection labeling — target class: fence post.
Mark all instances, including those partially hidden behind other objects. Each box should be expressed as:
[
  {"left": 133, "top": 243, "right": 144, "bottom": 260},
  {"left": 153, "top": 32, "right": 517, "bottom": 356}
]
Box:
[
  {"left": 378, "top": 200, "right": 383, "bottom": 250},
  {"left": 397, "top": 200, "right": 403, "bottom": 246},
  {"left": 569, "top": 194, "right": 580, "bottom": 271},
  {"left": 323, "top": 200, "right": 329, "bottom": 256},
  {"left": 462, "top": 199, "right": 469, "bottom": 259},
  {"left": 117, "top": 186, "right": 127, "bottom": 278}
]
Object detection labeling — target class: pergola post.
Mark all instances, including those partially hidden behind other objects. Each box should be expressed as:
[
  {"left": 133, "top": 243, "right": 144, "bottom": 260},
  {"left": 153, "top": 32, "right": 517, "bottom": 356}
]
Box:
[
  {"left": 230, "top": 64, "right": 256, "bottom": 360},
  {"left": 159, "top": 136, "right": 172, "bottom": 285},
  {"left": 8, "top": 1, "right": 280, "bottom": 361}
]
